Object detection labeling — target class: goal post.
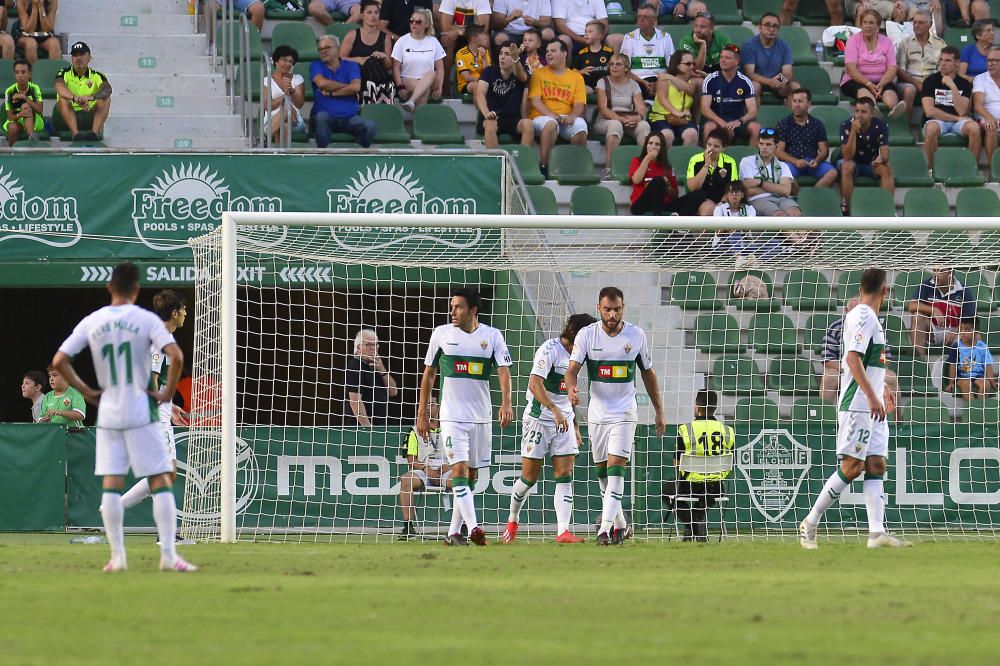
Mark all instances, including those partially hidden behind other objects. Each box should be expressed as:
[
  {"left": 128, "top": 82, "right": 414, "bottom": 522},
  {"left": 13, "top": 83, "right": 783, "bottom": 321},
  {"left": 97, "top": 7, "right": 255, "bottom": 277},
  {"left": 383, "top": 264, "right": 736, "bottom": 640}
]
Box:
[{"left": 186, "top": 213, "right": 1000, "bottom": 543}]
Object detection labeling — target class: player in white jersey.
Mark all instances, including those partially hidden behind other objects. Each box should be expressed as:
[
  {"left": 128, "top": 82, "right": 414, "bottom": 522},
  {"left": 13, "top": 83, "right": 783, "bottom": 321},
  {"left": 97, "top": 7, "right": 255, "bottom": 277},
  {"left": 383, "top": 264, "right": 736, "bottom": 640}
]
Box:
[
  {"left": 800, "top": 268, "right": 911, "bottom": 550},
  {"left": 502, "top": 313, "right": 596, "bottom": 544},
  {"left": 619, "top": 4, "right": 674, "bottom": 97},
  {"left": 565, "top": 286, "right": 667, "bottom": 546},
  {"left": 52, "top": 263, "right": 196, "bottom": 572},
  {"left": 417, "top": 287, "right": 514, "bottom": 546}
]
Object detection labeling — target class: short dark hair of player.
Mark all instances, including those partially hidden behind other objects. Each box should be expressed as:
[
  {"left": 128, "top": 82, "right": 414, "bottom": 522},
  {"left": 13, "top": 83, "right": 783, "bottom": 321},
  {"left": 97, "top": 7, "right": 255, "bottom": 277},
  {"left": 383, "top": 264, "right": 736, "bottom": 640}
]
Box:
[
  {"left": 153, "top": 289, "right": 187, "bottom": 322},
  {"left": 271, "top": 44, "right": 299, "bottom": 64},
  {"left": 695, "top": 389, "right": 718, "bottom": 416},
  {"left": 23, "top": 370, "right": 47, "bottom": 390},
  {"left": 465, "top": 24, "right": 486, "bottom": 40},
  {"left": 859, "top": 268, "right": 887, "bottom": 294},
  {"left": 854, "top": 96, "right": 875, "bottom": 111},
  {"left": 706, "top": 127, "right": 730, "bottom": 147},
  {"left": 14, "top": 58, "right": 31, "bottom": 72},
  {"left": 109, "top": 262, "right": 141, "bottom": 295},
  {"left": 561, "top": 313, "right": 597, "bottom": 342},
  {"left": 791, "top": 87, "right": 812, "bottom": 102},
  {"left": 452, "top": 287, "right": 481, "bottom": 314},
  {"left": 598, "top": 286, "right": 624, "bottom": 303}
]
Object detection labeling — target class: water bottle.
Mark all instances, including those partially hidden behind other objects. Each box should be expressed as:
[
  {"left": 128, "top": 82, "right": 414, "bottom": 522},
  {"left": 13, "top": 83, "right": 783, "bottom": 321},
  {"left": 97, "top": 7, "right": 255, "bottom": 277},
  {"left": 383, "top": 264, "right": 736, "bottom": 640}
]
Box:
[
  {"left": 815, "top": 40, "right": 824, "bottom": 63},
  {"left": 188, "top": 0, "right": 196, "bottom": 15},
  {"left": 69, "top": 535, "right": 105, "bottom": 544}
]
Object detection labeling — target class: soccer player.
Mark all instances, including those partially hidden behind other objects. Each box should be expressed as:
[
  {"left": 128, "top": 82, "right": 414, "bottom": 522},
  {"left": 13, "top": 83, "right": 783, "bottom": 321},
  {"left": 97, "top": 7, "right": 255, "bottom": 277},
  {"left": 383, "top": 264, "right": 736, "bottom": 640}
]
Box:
[
  {"left": 502, "top": 313, "right": 597, "bottom": 544},
  {"left": 800, "top": 268, "right": 911, "bottom": 550},
  {"left": 52, "top": 263, "right": 196, "bottom": 572},
  {"left": 565, "top": 286, "right": 667, "bottom": 546},
  {"left": 417, "top": 287, "right": 513, "bottom": 546}
]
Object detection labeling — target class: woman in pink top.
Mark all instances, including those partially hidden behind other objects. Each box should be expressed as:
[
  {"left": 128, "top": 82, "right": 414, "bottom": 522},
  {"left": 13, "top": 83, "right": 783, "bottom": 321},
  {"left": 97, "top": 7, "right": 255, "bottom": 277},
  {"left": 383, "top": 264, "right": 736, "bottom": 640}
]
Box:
[{"left": 839, "top": 9, "right": 906, "bottom": 118}]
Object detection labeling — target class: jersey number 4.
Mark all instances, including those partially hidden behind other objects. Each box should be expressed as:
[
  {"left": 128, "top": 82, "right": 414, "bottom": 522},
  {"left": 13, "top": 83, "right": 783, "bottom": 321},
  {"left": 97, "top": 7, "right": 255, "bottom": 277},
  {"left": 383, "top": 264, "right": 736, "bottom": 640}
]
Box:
[{"left": 101, "top": 342, "right": 134, "bottom": 386}]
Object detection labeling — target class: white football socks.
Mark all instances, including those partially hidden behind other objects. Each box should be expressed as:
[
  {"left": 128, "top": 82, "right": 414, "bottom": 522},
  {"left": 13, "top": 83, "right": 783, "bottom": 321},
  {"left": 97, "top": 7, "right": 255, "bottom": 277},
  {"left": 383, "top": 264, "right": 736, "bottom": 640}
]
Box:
[
  {"left": 863, "top": 475, "right": 885, "bottom": 534},
  {"left": 121, "top": 478, "right": 151, "bottom": 510},
  {"left": 554, "top": 481, "right": 573, "bottom": 534},
  {"left": 508, "top": 477, "right": 534, "bottom": 522},
  {"left": 101, "top": 491, "right": 126, "bottom": 564},
  {"left": 807, "top": 469, "right": 851, "bottom": 525},
  {"left": 598, "top": 474, "right": 627, "bottom": 529},
  {"left": 453, "top": 483, "right": 478, "bottom": 531},
  {"left": 152, "top": 489, "right": 177, "bottom": 561},
  {"left": 599, "top": 473, "right": 625, "bottom": 534}
]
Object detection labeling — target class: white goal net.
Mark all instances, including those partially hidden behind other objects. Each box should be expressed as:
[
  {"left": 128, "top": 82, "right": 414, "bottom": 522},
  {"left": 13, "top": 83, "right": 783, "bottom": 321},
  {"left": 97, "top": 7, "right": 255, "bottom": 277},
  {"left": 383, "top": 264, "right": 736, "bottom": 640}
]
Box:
[{"left": 183, "top": 215, "right": 1000, "bottom": 543}]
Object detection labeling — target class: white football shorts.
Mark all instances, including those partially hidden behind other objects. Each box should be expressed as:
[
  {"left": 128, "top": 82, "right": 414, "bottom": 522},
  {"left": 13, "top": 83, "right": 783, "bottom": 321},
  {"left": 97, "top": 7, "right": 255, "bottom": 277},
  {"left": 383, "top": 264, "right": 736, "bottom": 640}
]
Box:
[
  {"left": 440, "top": 421, "right": 492, "bottom": 468},
  {"left": 588, "top": 420, "right": 637, "bottom": 464},
  {"left": 520, "top": 415, "right": 579, "bottom": 460},
  {"left": 95, "top": 421, "right": 173, "bottom": 478},
  {"left": 836, "top": 410, "right": 889, "bottom": 461}
]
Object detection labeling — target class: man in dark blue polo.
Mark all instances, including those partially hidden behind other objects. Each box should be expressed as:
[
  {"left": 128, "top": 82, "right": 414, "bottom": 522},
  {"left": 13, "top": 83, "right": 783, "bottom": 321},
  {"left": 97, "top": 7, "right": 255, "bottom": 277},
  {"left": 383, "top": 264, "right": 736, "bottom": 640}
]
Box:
[
  {"left": 837, "top": 97, "right": 892, "bottom": 215},
  {"left": 700, "top": 43, "right": 760, "bottom": 146},
  {"left": 309, "top": 34, "right": 377, "bottom": 148}
]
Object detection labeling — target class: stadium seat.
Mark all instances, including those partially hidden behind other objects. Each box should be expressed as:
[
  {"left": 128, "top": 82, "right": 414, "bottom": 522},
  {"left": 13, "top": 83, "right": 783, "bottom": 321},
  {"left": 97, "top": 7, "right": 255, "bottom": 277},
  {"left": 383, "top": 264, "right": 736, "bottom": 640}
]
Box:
[
  {"left": 724, "top": 25, "right": 755, "bottom": 47},
  {"left": 0, "top": 59, "right": 13, "bottom": 90},
  {"left": 359, "top": 104, "right": 410, "bottom": 143},
  {"left": 821, "top": 231, "right": 873, "bottom": 269},
  {"left": 780, "top": 26, "right": 817, "bottom": 65},
  {"left": 549, "top": 145, "right": 600, "bottom": 185},
  {"left": 992, "top": 148, "right": 1000, "bottom": 181},
  {"left": 664, "top": 25, "right": 690, "bottom": 46},
  {"left": 980, "top": 314, "right": 1000, "bottom": 350},
  {"left": 221, "top": 21, "right": 264, "bottom": 63},
  {"left": 799, "top": 189, "right": 842, "bottom": 217},
  {"left": 611, "top": 144, "right": 641, "bottom": 185},
  {"left": 756, "top": 106, "right": 788, "bottom": 131},
  {"left": 31, "top": 59, "right": 70, "bottom": 98},
  {"left": 886, "top": 114, "right": 915, "bottom": 146},
  {"left": 728, "top": 145, "right": 756, "bottom": 163},
  {"left": 959, "top": 270, "right": 998, "bottom": 313},
  {"left": 783, "top": 269, "right": 836, "bottom": 310},
  {"left": 795, "top": 0, "right": 832, "bottom": 25},
  {"left": 933, "top": 148, "right": 985, "bottom": 186},
  {"left": 507, "top": 146, "right": 544, "bottom": 185},
  {"left": 792, "top": 66, "right": 837, "bottom": 104},
  {"left": 851, "top": 189, "right": 895, "bottom": 217},
  {"left": 735, "top": 397, "right": 780, "bottom": 425},
  {"left": 607, "top": 9, "right": 637, "bottom": 25},
  {"left": 292, "top": 62, "right": 314, "bottom": 101},
  {"left": 873, "top": 230, "right": 920, "bottom": 266},
  {"left": 894, "top": 357, "right": 933, "bottom": 396},
  {"left": 811, "top": 106, "right": 849, "bottom": 147},
  {"left": 670, "top": 271, "right": 723, "bottom": 310},
  {"left": 943, "top": 27, "right": 973, "bottom": 48},
  {"left": 728, "top": 270, "right": 779, "bottom": 312},
  {"left": 570, "top": 185, "right": 617, "bottom": 215},
  {"left": 526, "top": 185, "right": 558, "bottom": 215},
  {"left": 963, "top": 399, "right": 1000, "bottom": 424},
  {"left": 412, "top": 105, "right": 464, "bottom": 144},
  {"left": 51, "top": 107, "right": 100, "bottom": 142},
  {"left": 891, "top": 270, "right": 929, "bottom": 310},
  {"left": 891, "top": 147, "right": 933, "bottom": 186},
  {"left": 927, "top": 230, "right": 974, "bottom": 265},
  {"left": 883, "top": 313, "right": 912, "bottom": 358},
  {"left": 955, "top": 188, "right": 1000, "bottom": 217},
  {"left": 271, "top": 23, "right": 320, "bottom": 61},
  {"left": 750, "top": 313, "right": 799, "bottom": 354},
  {"left": 767, "top": 356, "right": 818, "bottom": 396},
  {"left": 693, "top": 313, "right": 743, "bottom": 353},
  {"left": 903, "top": 189, "right": 950, "bottom": 218},
  {"left": 236, "top": 62, "right": 263, "bottom": 101},
  {"left": 670, "top": 145, "right": 701, "bottom": 187},
  {"left": 701, "top": 0, "right": 741, "bottom": 24},
  {"left": 834, "top": 269, "right": 864, "bottom": 301},
  {"left": 903, "top": 397, "right": 952, "bottom": 425},
  {"left": 325, "top": 22, "right": 356, "bottom": 42},
  {"left": 265, "top": 3, "right": 306, "bottom": 18},
  {"left": 805, "top": 313, "right": 839, "bottom": 353},
  {"left": 741, "top": 0, "right": 782, "bottom": 23},
  {"left": 791, "top": 398, "right": 837, "bottom": 423},
  {"left": 710, "top": 354, "right": 765, "bottom": 396}
]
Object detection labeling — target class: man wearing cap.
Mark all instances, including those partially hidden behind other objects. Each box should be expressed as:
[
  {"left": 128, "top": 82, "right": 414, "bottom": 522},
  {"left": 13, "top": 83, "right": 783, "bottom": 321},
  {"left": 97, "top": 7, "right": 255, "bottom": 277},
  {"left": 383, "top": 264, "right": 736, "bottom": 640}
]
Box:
[{"left": 55, "top": 42, "right": 112, "bottom": 142}]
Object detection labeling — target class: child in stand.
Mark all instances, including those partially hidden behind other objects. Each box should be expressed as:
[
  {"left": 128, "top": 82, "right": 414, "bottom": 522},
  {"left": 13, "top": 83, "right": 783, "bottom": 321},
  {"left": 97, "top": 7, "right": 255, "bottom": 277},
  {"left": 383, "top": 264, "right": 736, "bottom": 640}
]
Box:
[
  {"left": 944, "top": 317, "right": 997, "bottom": 400},
  {"left": 520, "top": 29, "right": 547, "bottom": 76}
]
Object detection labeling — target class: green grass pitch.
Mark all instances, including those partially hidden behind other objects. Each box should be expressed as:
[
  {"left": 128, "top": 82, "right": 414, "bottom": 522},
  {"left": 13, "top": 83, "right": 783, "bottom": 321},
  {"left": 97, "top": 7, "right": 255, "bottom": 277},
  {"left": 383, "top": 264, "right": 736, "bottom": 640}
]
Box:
[{"left": 1, "top": 534, "right": 997, "bottom": 665}]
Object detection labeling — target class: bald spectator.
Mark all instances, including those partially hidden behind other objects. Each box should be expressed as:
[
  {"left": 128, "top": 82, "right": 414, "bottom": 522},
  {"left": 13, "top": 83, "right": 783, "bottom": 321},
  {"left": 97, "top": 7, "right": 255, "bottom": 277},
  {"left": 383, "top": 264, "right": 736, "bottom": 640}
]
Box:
[
  {"left": 346, "top": 329, "right": 399, "bottom": 426},
  {"left": 677, "top": 11, "right": 734, "bottom": 75}
]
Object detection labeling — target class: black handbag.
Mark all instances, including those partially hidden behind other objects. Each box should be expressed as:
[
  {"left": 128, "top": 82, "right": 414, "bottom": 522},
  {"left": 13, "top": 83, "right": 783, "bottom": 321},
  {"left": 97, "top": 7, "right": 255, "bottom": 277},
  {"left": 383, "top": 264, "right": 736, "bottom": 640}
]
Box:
[{"left": 360, "top": 55, "right": 396, "bottom": 106}]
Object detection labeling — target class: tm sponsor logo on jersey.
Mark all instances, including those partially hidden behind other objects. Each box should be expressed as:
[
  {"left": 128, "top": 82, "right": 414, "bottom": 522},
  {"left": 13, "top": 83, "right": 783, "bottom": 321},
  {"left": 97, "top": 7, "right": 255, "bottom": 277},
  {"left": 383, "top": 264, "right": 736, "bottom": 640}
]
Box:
[
  {"left": 454, "top": 360, "right": 485, "bottom": 375},
  {"left": 0, "top": 166, "right": 82, "bottom": 247},
  {"left": 597, "top": 364, "right": 628, "bottom": 379},
  {"left": 131, "top": 163, "right": 286, "bottom": 251}
]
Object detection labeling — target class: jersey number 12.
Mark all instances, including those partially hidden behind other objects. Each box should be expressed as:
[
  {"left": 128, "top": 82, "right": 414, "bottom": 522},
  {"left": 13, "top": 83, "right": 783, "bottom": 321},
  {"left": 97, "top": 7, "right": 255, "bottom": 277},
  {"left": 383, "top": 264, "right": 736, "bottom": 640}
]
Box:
[{"left": 101, "top": 342, "right": 134, "bottom": 386}]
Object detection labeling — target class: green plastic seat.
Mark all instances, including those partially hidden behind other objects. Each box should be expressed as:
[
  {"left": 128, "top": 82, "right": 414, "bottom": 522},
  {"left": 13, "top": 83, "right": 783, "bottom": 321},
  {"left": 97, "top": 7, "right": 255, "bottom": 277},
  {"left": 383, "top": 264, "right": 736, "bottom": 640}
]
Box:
[
  {"left": 750, "top": 313, "right": 799, "bottom": 354},
  {"left": 903, "top": 189, "right": 950, "bottom": 217},
  {"left": 894, "top": 357, "right": 933, "bottom": 396},
  {"left": 756, "top": 105, "right": 788, "bottom": 130},
  {"left": 891, "top": 147, "right": 933, "bottom": 186},
  {"left": 873, "top": 230, "right": 920, "bottom": 266},
  {"left": 412, "top": 105, "right": 464, "bottom": 144},
  {"left": 664, "top": 26, "right": 691, "bottom": 46},
  {"left": 325, "top": 22, "right": 356, "bottom": 42},
  {"left": 783, "top": 269, "right": 836, "bottom": 310},
  {"left": 792, "top": 398, "right": 837, "bottom": 423},
  {"left": 31, "top": 59, "right": 70, "bottom": 98},
  {"left": 991, "top": 147, "right": 1000, "bottom": 181},
  {"left": 795, "top": 0, "right": 832, "bottom": 25},
  {"left": 780, "top": 26, "right": 818, "bottom": 65},
  {"left": 293, "top": 62, "right": 314, "bottom": 101},
  {"left": 729, "top": 270, "right": 779, "bottom": 311},
  {"left": 811, "top": 106, "right": 849, "bottom": 147},
  {"left": 792, "top": 66, "right": 837, "bottom": 104},
  {"left": 671, "top": 271, "right": 723, "bottom": 310},
  {"left": 670, "top": 145, "right": 702, "bottom": 187},
  {"left": 834, "top": 269, "right": 864, "bottom": 301},
  {"left": 724, "top": 26, "right": 755, "bottom": 48},
  {"left": 963, "top": 399, "right": 1000, "bottom": 424},
  {"left": 526, "top": 185, "right": 557, "bottom": 215},
  {"left": 798, "top": 189, "right": 842, "bottom": 217},
  {"left": 851, "top": 189, "right": 896, "bottom": 217},
  {"left": 711, "top": 354, "right": 766, "bottom": 396},
  {"left": 767, "top": 356, "right": 818, "bottom": 396},
  {"left": 728, "top": 145, "right": 757, "bottom": 164},
  {"left": 883, "top": 313, "right": 912, "bottom": 358},
  {"left": 607, "top": 10, "right": 637, "bottom": 25},
  {"left": 265, "top": 4, "right": 307, "bottom": 19},
  {"left": 903, "top": 397, "right": 952, "bottom": 424},
  {"left": 236, "top": 62, "right": 263, "bottom": 101},
  {"left": 611, "top": 144, "right": 641, "bottom": 185},
  {"left": 221, "top": 21, "right": 264, "bottom": 63},
  {"left": 981, "top": 314, "right": 1000, "bottom": 349},
  {"left": 955, "top": 188, "right": 1000, "bottom": 217},
  {"left": 959, "top": 270, "right": 998, "bottom": 313},
  {"left": 507, "top": 145, "right": 544, "bottom": 185},
  {"left": 741, "top": 0, "right": 782, "bottom": 24},
  {"left": 735, "top": 398, "right": 780, "bottom": 425},
  {"left": 570, "top": 185, "right": 616, "bottom": 215},
  {"left": 271, "top": 22, "right": 320, "bottom": 61},
  {"left": 891, "top": 270, "right": 929, "bottom": 310},
  {"left": 927, "top": 230, "right": 973, "bottom": 264},
  {"left": 693, "top": 313, "right": 743, "bottom": 353},
  {"left": 699, "top": 0, "right": 741, "bottom": 24},
  {"left": 51, "top": 107, "right": 100, "bottom": 141},
  {"left": 934, "top": 148, "right": 985, "bottom": 186},
  {"left": 358, "top": 104, "right": 410, "bottom": 143},
  {"left": 805, "top": 313, "right": 840, "bottom": 353},
  {"left": 821, "top": 231, "right": 872, "bottom": 268},
  {"left": 549, "top": 145, "right": 600, "bottom": 185},
  {"left": 943, "top": 27, "right": 973, "bottom": 48},
  {"left": 886, "top": 114, "right": 915, "bottom": 146}
]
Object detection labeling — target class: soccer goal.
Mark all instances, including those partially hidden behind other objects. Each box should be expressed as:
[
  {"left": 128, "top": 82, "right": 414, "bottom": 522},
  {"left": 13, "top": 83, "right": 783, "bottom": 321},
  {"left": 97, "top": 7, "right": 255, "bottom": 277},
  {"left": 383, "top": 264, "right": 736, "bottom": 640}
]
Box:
[{"left": 184, "top": 214, "right": 1000, "bottom": 543}]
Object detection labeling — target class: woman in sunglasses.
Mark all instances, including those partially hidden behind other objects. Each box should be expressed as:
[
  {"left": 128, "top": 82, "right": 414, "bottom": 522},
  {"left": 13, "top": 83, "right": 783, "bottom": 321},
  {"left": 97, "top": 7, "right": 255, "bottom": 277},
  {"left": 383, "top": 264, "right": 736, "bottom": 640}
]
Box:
[
  {"left": 391, "top": 8, "right": 446, "bottom": 112},
  {"left": 649, "top": 50, "right": 699, "bottom": 147}
]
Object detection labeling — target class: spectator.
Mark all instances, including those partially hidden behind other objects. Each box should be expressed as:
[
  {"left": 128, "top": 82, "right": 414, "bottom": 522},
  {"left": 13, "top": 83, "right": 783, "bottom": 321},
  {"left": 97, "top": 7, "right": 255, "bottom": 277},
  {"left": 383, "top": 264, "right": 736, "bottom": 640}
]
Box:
[
  {"left": 346, "top": 329, "right": 399, "bottom": 426},
  {"left": 309, "top": 0, "right": 362, "bottom": 25},
  {"left": 838, "top": 97, "right": 893, "bottom": 216},
  {"left": 908, "top": 267, "right": 977, "bottom": 357},
  {"left": 840, "top": 9, "right": 906, "bottom": 119},
  {"left": 38, "top": 365, "right": 85, "bottom": 428},
  {"left": 596, "top": 53, "right": 650, "bottom": 178},
  {"left": 629, "top": 132, "right": 707, "bottom": 215},
  {"left": 905, "top": 0, "right": 946, "bottom": 37},
  {"left": 779, "top": 0, "right": 844, "bottom": 26},
  {"left": 845, "top": 0, "right": 909, "bottom": 24},
  {"left": 659, "top": 0, "right": 708, "bottom": 23},
  {"left": 310, "top": 35, "right": 377, "bottom": 147},
  {"left": 456, "top": 24, "right": 492, "bottom": 94},
  {"left": 341, "top": 0, "right": 395, "bottom": 104},
  {"left": 4, "top": 59, "right": 43, "bottom": 145},
  {"left": 739, "top": 128, "right": 801, "bottom": 216},
  {"left": 712, "top": 180, "right": 755, "bottom": 217},
  {"left": 700, "top": 44, "right": 761, "bottom": 146},
  {"left": 686, "top": 127, "right": 740, "bottom": 216},
  {"left": 619, "top": 3, "right": 675, "bottom": 100},
  {"left": 438, "top": 0, "right": 492, "bottom": 81},
  {"left": 649, "top": 50, "right": 699, "bottom": 147},
  {"left": 775, "top": 88, "right": 838, "bottom": 189},
  {"left": 572, "top": 20, "right": 614, "bottom": 92},
  {"left": 528, "top": 39, "right": 588, "bottom": 177},
  {"left": 0, "top": 4, "right": 14, "bottom": 58},
  {"left": 391, "top": 8, "right": 445, "bottom": 111},
  {"left": 14, "top": 0, "right": 60, "bottom": 63},
  {"left": 55, "top": 43, "right": 112, "bottom": 142},
  {"left": 519, "top": 28, "right": 548, "bottom": 75},
  {"left": 475, "top": 42, "right": 534, "bottom": 148},
  {"left": 959, "top": 19, "right": 994, "bottom": 81},
  {"left": 921, "top": 46, "right": 980, "bottom": 173},
  {"left": 21, "top": 370, "right": 47, "bottom": 423},
  {"left": 741, "top": 13, "right": 795, "bottom": 104},
  {"left": 944, "top": 317, "right": 997, "bottom": 400},
  {"left": 819, "top": 297, "right": 898, "bottom": 402},
  {"left": 397, "top": 397, "right": 451, "bottom": 539},
  {"left": 972, "top": 46, "right": 1000, "bottom": 166},
  {"left": 947, "top": 0, "right": 991, "bottom": 29},
  {"left": 379, "top": 0, "right": 433, "bottom": 43},
  {"left": 895, "top": 10, "right": 945, "bottom": 120},
  {"left": 264, "top": 45, "right": 306, "bottom": 144},
  {"left": 491, "top": 0, "right": 554, "bottom": 49},
  {"left": 216, "top": 0, "right": 265, "bottom": 31},
  {"left": 678, "top": 11, "right": 734, "bottom": 75},
  {"left": 552, "top": 0, "right": 621, "bottom": 55}
]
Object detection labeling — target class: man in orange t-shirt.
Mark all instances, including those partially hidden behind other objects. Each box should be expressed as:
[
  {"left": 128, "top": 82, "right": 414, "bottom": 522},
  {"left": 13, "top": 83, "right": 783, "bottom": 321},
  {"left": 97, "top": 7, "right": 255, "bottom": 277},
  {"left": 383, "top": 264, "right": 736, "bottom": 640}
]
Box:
[{"left": 528, "top": 39, "right": 588, "bottom": 175}]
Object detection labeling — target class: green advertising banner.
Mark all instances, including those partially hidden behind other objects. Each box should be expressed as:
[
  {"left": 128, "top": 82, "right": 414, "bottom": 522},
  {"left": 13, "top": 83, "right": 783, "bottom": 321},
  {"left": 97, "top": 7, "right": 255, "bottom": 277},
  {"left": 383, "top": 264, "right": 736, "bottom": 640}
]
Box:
[
  {"left": 0, "top": 424, "right": 66, "bottom": 531},
  {"left": 0, "top": 153, "right": 505, "bottom": 286}
]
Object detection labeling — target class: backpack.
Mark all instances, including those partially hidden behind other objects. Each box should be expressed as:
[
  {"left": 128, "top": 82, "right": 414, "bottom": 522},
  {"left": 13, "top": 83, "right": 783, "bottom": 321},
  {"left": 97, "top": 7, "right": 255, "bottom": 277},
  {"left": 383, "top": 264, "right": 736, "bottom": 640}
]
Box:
[{"left": 360, "top": 56, "right": 396, "bottom": 106}]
